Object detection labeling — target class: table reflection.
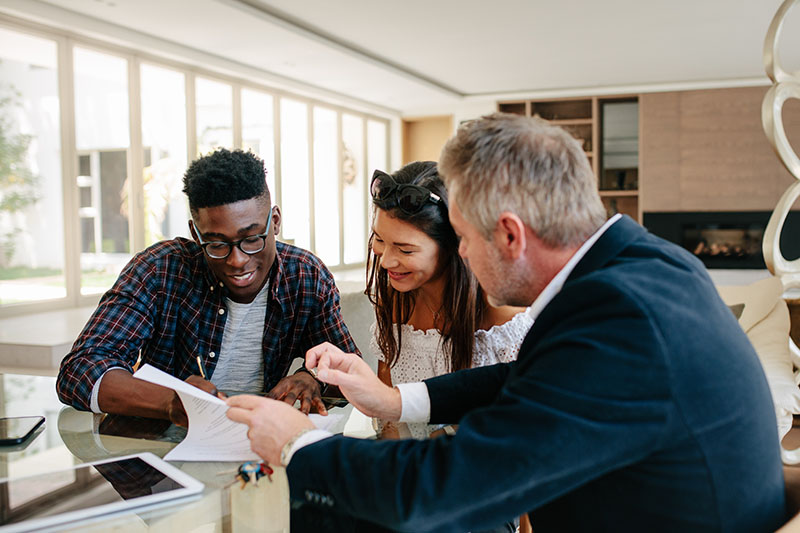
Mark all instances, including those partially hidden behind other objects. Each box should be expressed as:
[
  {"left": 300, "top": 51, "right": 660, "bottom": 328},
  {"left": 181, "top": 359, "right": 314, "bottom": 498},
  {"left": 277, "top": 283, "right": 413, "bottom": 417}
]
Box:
[{"left": 0, "top": 372, "right": 366, "bottom": 531}]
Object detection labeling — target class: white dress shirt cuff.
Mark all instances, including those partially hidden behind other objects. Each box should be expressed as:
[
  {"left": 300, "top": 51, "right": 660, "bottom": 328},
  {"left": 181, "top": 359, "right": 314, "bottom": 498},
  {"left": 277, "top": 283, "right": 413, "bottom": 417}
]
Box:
[
  {"left": 285, "top": 429, "right": 333, "bottom": 465},
  {"left": 397, "top": 382, "right": 431, "bottom": 423},
  {"left": 90, "top": 367, "right": 126, "bottom": 414}
]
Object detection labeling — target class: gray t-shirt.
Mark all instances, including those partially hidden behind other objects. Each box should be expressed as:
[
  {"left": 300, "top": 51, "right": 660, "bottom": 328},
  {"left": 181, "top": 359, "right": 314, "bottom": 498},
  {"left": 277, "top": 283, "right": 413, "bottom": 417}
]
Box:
[{"left": 211, "top": 282, "right": 268, "bottom": 394}]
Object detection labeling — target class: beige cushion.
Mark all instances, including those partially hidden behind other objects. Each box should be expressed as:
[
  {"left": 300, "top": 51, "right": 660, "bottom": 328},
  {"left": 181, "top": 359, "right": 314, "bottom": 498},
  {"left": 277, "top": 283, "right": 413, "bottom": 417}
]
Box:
[
  {"left": 717, "top": 277, "right": 785, "bottom": 333},
  {"left": 717, "top": 277, "right": 800, "bottom": 455}
]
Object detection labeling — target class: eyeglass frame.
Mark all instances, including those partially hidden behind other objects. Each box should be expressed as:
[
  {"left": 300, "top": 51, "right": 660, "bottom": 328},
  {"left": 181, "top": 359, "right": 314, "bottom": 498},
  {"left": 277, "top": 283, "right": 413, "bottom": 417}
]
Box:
[
  {"left": 370, "top": 169, "right": 442, "bottom": 215},
  {"left": 191, "top": 205, "right": 276, "bottom": 260}
]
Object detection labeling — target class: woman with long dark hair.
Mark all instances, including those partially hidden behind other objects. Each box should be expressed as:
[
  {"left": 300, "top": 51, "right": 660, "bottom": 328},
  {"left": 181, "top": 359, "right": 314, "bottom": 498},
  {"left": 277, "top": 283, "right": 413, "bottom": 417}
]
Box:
[{"left": 367, "top": 161, "right": 534, "bottom": 438}]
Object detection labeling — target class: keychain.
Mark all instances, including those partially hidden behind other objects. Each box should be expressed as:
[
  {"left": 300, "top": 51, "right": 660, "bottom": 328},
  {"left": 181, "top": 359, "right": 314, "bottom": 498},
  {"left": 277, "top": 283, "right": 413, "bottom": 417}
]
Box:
[
  {"left": 235, "top": 461, "right": 273, "bottom": 489},
  {"left": 219, "top": 461, "right": 274, "bottom": 489}
]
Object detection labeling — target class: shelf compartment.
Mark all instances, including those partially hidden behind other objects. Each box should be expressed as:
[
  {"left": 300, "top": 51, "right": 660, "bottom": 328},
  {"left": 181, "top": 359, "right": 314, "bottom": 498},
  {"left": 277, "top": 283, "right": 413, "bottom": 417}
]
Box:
[
  {"left": 602, "top": 195, "right": 638, "bottom": 220},
  {"left": 498, "top": 102, "right": 527, "bottom": 116},
  {"left": 600, "top": 167, "right": 638, "bottom": 191},
  {"left": 530, "top": 99, "right": 592, "bottom": 121},
  {"left": 561, "top": 123, "right": 593, "bottom": 153}
]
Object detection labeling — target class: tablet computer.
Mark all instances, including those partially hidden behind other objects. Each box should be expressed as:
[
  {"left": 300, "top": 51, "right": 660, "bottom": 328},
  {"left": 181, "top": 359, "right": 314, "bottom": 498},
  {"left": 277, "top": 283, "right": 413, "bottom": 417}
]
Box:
[{"left": 0, "top": 452, "right": 204, "bottom": 532}]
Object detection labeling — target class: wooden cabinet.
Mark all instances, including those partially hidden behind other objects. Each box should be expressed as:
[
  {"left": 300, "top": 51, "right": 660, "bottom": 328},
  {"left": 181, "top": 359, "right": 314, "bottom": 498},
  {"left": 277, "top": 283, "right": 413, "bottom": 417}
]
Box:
[
  {"left": 639, "top": 86, "right": 800, "bottom": 213},
  {"left": 498, "top": 96, "right": 641, "bottom": 222}
]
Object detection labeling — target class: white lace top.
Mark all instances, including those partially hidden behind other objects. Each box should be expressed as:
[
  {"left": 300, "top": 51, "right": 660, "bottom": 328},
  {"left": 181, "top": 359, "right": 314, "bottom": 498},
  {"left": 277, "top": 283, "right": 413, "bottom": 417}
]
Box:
[{"left": 370, "top": 306, "right": 535, "bottom": 438}]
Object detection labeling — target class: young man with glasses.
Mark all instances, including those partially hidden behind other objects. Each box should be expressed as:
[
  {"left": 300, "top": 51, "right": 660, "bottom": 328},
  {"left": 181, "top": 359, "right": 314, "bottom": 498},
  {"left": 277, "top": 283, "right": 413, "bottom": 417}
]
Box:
[{"left": 57, "top": 149, "right": 358, "bottom": 426}]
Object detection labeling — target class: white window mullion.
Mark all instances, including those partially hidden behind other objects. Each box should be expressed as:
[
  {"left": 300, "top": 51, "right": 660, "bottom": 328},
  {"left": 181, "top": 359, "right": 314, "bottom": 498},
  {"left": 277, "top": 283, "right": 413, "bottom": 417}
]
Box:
[
  {"left": 307, "top": 104, "right": 316, "bottom": 254},
  {"left": 233, "top": 84, "right": 242, "bottom": 149},
  {"left": 361, "top": 117, "right": 369, "bottom": 264},
  {"left": 128, "top": 55, "right": 145, "bottom": 253},
  {"left": 60, "top": 37, "right": 81, "bottom": 307},
  {"left": 337, "top": 111, "right": 344, "bottom": 265},
  {"left": 185, "top": 71, "right": 197, "bottom": 167},
  {"left": 273, "top": 95, "right": 282, "bottom": 239}
]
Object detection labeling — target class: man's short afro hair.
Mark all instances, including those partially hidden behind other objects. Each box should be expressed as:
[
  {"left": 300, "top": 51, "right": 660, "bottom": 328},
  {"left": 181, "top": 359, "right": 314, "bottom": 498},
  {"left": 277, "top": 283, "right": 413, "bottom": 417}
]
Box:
[{"left": 183, "top": 148, "right": 269, "bottom": 211}]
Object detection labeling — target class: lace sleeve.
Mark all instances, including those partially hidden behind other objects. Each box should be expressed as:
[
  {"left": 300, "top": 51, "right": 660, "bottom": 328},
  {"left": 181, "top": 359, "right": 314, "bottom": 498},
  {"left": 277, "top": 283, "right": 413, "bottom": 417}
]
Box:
[{"left": 472, "top": 307, "right": 535, "bottom": 367}]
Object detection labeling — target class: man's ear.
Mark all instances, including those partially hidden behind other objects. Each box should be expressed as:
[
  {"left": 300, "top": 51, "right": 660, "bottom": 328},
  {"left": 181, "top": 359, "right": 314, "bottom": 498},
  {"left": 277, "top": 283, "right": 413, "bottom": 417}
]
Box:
[
  {"left": 271, "top": 205, "right": 282, "bottom": 236},
  {"left": 188, "top": 220, "right": 199, "bottom": 242},
  {"left": 494, "top": 212, "right": 526, "bottom": 260}
]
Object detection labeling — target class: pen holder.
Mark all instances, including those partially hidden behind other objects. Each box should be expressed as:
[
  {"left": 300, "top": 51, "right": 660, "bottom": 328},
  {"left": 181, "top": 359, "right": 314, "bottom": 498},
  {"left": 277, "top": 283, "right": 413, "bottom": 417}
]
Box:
[{"left": 230, "top": 465, "right": 290, "bottom": 533}]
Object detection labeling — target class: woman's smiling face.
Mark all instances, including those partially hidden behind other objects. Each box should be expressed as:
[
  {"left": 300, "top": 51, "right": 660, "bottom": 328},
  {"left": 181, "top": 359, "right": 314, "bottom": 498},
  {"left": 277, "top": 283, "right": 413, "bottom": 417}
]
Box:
[{"left": 370, "top": 208, "right": 443, "bottom": 293}]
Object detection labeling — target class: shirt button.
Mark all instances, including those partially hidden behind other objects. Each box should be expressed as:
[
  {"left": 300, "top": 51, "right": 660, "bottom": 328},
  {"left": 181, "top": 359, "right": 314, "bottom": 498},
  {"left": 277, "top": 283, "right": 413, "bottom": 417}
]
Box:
[
  {"left": 219, "top": 282, "right": 224, "bottom": 287},
  {"left": 218, "top": 308, "right": 225, "bottom": 315},
  {"left": 209, "top": 352, "right": 216, "bottom": 358},
  {"left": 210, "top": 286, "right": 214, "bottom": 291}
]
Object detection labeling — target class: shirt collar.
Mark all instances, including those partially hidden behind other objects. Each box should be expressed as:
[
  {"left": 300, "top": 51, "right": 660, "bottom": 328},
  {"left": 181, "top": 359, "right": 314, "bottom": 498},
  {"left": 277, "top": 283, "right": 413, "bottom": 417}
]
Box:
[{"left": 528, "top": 214, "right": 622, "bottom": 321}]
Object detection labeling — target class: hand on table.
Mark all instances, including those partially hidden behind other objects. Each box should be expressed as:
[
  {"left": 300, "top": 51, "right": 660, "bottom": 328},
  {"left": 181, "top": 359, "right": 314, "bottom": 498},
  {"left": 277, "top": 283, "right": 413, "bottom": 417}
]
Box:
[
  {"left": 306, "top": 342, "right": 402, "bottom": 421},
  {"left": 167, "top": 375, "right": 226, "bottom": 427},
  {"left": 268, "top": 372, "right": 327, "bottom": 415},
  {"left": 226, "top": 395, "right": 314, "bottom": 465}
]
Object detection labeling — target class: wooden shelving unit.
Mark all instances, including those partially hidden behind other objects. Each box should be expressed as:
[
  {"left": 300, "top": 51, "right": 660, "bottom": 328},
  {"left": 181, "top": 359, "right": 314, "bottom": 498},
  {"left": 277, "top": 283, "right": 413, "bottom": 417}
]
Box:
[{"left": 498, "top": 96, "right": 641, "bottom": 223}]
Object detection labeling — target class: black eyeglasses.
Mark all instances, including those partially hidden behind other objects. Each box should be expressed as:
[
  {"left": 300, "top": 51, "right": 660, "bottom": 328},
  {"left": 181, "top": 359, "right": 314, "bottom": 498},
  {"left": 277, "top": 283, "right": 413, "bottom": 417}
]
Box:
[
  {"left": 370, "top": 169, "right": 442, "bottom": 215},
  {"left": 193, "top": 206, "right": 275, "bottom": 259}
]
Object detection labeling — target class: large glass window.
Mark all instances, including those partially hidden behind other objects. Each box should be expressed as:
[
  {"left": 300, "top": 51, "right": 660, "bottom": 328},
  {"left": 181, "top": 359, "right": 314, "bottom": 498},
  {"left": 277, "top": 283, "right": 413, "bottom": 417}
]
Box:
[
  {"left": 0, "top": 18, "right": 392, "bottom": 315},
  {"left": 313, "top": 107, "right": 340, "bottom": 266},
  {"left": 196, "top": 77, "right": 232, "bottom": 156},
  {"left": 342, "top": 114, "right": 365, "bottom": 265},
  {"left": 241, "top": 89, "right": 275, "bottom": 200},
  {"left": 73, "top": 47, "right": 131, "bottom": 296},
  {"left": 280, "top": 98, "right": 310, "bottom": 250},
  {"left": 0, "top": 28, "right": 64, "bottom": 306},
  {"left": 141, "top": 64, "right": 188, "bottom": 245},
  {"left": 367, "top": 119, "right": 388, "bottom": 227}
]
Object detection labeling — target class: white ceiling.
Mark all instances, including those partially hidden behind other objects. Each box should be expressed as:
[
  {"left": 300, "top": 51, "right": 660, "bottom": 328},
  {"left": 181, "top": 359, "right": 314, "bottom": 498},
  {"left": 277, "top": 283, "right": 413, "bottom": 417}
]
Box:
[{"left": 4, "top": 0, "right": 800, "bottom": 114}]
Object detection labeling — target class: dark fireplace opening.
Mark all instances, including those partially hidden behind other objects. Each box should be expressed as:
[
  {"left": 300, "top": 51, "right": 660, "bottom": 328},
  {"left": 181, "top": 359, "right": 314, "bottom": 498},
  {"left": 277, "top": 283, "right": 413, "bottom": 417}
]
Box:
[
  {"left": 643, "top": 211, "right": 800, "bottom": 269},
  {"left": 682, "top": 226, "right": 763, "bottom": 267}
]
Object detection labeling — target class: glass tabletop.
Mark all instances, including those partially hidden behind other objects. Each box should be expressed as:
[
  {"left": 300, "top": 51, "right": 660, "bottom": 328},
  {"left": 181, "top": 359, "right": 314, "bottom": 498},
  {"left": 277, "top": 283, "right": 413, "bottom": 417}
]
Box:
[{"left": 0, "top": 373, "right": 363, "bottom": 532}]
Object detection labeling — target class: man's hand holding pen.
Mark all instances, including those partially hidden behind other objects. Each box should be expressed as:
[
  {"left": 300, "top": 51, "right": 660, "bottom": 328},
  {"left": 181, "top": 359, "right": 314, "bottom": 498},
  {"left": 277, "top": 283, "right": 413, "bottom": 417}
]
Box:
[{"left": 168, "top": 374, "right": 226, "bottom": 427}]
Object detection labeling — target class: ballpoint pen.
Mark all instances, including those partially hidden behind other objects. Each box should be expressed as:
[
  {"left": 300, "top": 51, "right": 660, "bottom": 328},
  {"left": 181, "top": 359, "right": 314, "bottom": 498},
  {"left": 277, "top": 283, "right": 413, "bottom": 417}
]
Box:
[{"left": 196, "top": 355, "right": 208, "bottom": 379}]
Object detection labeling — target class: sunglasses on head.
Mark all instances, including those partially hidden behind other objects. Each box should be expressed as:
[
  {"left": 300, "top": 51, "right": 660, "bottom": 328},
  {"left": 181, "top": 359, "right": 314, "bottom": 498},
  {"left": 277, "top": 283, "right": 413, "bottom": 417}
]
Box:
[{"left": 370, "top": 169, "right": 442, "bottom": 215}]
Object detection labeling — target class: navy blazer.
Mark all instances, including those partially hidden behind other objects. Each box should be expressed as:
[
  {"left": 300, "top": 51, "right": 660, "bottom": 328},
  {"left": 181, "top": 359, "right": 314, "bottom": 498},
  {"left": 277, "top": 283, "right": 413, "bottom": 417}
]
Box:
[{"left": 288, "top": 216, "right": 785, "bottom": 532}]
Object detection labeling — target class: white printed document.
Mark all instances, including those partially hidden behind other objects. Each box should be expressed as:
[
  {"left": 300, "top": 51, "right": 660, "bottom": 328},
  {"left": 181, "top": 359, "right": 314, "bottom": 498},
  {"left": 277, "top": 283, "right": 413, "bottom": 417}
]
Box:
[{"left": 132, "top": 364, "right": 342, "bottom": 462}]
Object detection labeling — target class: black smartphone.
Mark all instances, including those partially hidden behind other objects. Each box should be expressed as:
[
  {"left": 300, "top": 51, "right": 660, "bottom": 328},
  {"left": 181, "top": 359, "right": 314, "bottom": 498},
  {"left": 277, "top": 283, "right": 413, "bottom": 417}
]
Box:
[{"left": 0, "top": 416, "right": 45, "bottom": 445}]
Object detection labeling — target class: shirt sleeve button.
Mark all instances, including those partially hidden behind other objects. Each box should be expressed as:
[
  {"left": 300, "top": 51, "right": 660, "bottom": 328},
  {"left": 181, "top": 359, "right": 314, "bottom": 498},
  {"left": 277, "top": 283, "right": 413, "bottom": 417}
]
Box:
[
  {"left": 209, "top": 352, "right": 216, "bottom": 358},
  {"left": 218, "top": 308, "right": 225, "bottom": 315}
]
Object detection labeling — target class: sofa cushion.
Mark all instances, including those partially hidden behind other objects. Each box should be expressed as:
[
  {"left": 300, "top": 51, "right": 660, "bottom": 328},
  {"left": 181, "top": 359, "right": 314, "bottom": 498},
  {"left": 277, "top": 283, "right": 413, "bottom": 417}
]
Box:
[
  {"left": 717, "top": 277, "right": 800, "bottom": 450},
  {"left": 717, "top": 276, "right": 784, "bottom": 333}
]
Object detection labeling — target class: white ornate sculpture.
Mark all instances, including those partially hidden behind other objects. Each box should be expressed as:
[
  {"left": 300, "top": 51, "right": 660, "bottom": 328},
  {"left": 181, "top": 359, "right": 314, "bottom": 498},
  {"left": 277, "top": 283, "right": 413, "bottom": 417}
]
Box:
[
  {"left": 763, "top": 0, "right": 800, "bottom": 290},
  {"left": 763, "top": 0, "right": 800, "bottom": 465}
]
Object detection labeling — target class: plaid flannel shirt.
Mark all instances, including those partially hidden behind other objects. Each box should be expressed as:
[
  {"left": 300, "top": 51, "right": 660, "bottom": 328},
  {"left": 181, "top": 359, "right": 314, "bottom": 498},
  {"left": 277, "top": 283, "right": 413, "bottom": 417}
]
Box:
[{"left": 57, "top": 238, "right": 359, "bottom": 411}]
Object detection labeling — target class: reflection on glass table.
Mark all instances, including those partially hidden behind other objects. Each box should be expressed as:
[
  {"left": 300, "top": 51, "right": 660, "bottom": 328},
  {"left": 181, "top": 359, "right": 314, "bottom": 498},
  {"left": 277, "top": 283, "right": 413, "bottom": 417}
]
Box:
[
  {"left": 1, "top": 454, "right": 203, "bottom": 531},
  {"left": 0, "top": 372, "right": 362, "bottom": 531}
]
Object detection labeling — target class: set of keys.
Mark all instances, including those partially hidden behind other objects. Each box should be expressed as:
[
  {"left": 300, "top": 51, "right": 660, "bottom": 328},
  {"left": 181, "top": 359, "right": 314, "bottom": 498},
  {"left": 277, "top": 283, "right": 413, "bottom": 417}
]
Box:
[
  {"left": 236, "top": 461, "right": 273, "bottom": 488},
  {"left": 220, "top": 461, "right": 274, "bottom": 489}
]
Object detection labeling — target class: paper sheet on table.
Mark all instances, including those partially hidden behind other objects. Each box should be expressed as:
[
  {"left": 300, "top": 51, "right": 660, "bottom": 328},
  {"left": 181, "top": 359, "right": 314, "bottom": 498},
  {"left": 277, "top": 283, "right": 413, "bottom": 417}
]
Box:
[{"left": 132, "top": 364, "right": 342, "bottom": 462}]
